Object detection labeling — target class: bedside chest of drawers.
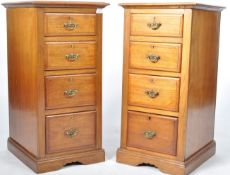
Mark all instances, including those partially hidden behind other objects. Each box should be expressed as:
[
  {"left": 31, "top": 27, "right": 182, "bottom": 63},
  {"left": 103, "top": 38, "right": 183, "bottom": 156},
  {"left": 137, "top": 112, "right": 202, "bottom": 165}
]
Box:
[
  {"left": 117, "top": 3, "right": 224, "bottom": 175},
  {"left": 3, "top": 1, "right": 109, "bottom": 173}
]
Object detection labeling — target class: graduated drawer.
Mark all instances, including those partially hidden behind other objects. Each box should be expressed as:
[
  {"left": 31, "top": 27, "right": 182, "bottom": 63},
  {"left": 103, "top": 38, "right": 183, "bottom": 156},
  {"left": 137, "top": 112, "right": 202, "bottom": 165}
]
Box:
[
  {"left": 45, "top": 74, "right": 96, "bottom": 109},
  {"left": 128, "top": 74, "right": 180, "bottom": 111},
  {"left": 44, "top": 13, "right": 96, "bottom": 36},
  {"left": 127, "top": 111, "right": 178, "bottom": 156},
  {"left": 46, "top": 111, "right": 96, "bottom": 153},
  {"left": 131, "top": 14, "right": 183, "bottom": 37},
  {"left": 130, "top": 42, "right": 181, "bottom": 72},
  {"left": 45, "top": 41, "right": 96, "bottom": 70}
]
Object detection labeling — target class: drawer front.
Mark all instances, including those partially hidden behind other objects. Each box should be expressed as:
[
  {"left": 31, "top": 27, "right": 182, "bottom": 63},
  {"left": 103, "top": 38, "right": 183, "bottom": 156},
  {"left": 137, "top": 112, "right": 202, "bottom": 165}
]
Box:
[
  {"left": 130, "top": 42, "right": 181, "bottom": 72},
  {"left": 46, "top": 74, "right": 96, "bottom": 109},
  {"left": 128, "top": 74, "right": 180, "bottom": 111},
  {"left": 131, "top": 14, "right": 183, "bottom": 37},
  {"left": 45, "top": 42, "right": 96, "bottom": 70},
  {"left": 127, "top": 111, "right": 178, "bottom": 155},
  {"left": 46, "top": 111, "right": 96, "bottom": 153},
  {"left": 44, "top": 13, "right": 96, "bottom": 36}
]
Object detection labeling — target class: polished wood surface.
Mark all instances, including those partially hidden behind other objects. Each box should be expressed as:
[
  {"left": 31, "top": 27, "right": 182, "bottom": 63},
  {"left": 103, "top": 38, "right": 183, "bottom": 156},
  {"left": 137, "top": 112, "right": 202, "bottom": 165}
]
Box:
[
  {"left": 131, "top": 14, "right": 183, "bottom": 37},
  {"left": 45, "top": 41, "right": 96, "bottom": 70},
  {"left": 119, "top": 2, "right": 225, "bottom": 11},
  {"left": 130, "top": 42, "right": 181, "bottom": 72},
  {"left": 4, "top": 2, "right": 108, "bottom": 173},
  {"left": 46, "top": 74, "right": 96, "bottom": 109},
  {"left": 44, "top": 13, "right": 96, "bottom": 36},
  {"left": 8, "top": 138, "right": 105, "bottom": 173},
  {"left": 185, "top": 9, "right": 221, "bottom": 158},
  {"left": 117, "top": 141, "right": 216, "bottom": 175},
  {"left": 117, "top": 3, "right": 224, "bottom": 175},
  {"left": 127, "top": 111, "right": 178, "bottom": 155},
  {"left": 46, "top": 111, "right": 96, "bottom": 153},
  {"left": 7, "top": 8, "right": 41, "bottom": 157},
  {"left": 128, "top": 74, "right": 180, "bottom": 111},
  {"left": 2, "top": 1, "right": 109, "bottom": 8}
]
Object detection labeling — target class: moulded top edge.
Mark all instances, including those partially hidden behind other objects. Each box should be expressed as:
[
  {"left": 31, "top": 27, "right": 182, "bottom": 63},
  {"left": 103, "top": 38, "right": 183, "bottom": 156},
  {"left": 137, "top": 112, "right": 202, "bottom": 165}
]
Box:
[
  {"left": 2, "top": 1, "right": 110, "bottom": 8},
  {"left": 119, "top": 2, "right": 225, "bottom": 12}
]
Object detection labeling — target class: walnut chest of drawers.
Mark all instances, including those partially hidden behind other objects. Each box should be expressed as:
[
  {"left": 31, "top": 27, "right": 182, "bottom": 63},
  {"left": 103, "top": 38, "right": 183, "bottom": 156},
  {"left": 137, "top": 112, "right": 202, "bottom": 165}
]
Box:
[
  {"left": 117, "top": 3, "right": 224, "bottom": 175},
  {"left": 3, "top": 1, "right": 108, "bottom": 173}
]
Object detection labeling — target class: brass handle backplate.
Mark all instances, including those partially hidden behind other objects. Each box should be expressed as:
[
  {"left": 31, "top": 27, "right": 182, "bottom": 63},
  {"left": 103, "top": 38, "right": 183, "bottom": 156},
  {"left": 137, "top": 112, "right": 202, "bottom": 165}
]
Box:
[
  {"left": 147, "top": 54, "right": 160, "bottom": 63},
  {"left": 64, "top": 89, "right": 78, "bottom": 97},
  {"left": 64, "top": 128, "right": 79, "bottom": 138},
  {"left": 144, "top": 130, "right": 156, "bottom": 139},
  {"left": 65, "top": 53, "right": 79, "bottom": 61},
  {"left": 64, "top": 17, "right": 78, "bottom": 30},
  {"left": 145, "top": 90, "right": 159, "bottom": 98},
  {"left": 64, "top": 22, "right": 78, "bottom": 30},
  {"left": 147, "top": 17, "right": 162, "bottom": 30}
]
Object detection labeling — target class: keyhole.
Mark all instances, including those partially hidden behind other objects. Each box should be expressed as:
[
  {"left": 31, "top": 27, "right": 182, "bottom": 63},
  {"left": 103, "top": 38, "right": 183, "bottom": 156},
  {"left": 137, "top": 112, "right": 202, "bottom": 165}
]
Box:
[
  {"left": 150, "top": 79, "right": 155, "bottom": 83},
  {"left": 68, "top": 77, "right": 73, "bottom": 82},
  {"left": 148, "top": 116, "right": 151, "bottom": 120}
]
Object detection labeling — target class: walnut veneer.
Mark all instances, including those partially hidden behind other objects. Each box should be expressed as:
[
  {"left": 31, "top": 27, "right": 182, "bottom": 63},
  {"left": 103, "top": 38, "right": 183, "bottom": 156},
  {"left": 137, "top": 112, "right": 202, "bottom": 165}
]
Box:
[
  {"left": 117, "top": 3, "right": 225, "bottom": 175},
  {"left": 2, "top": 1, "right": 109, "bottom": 173}
]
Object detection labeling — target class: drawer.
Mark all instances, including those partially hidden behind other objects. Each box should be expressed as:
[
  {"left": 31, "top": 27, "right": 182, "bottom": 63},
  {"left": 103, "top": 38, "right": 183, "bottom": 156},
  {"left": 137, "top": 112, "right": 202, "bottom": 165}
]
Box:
[
  {"left": 44, "top": 13, "right": 96, "bottom": 36},
  {"left": 128, "top": 74, "right": 180, "bottom": 111},
  {"left": 46, "top": 111, "right": 96, "bottom": 153},
  {"left": 130, "top": 42, "right": 181, "bottom": 72},
  {"left": 131, "top": 14, "right": 183, "bottom": 37},
  {"left": 45, "top": 41, "right": 96, "bottom": 70},
  {"left": 46, "top": 74, "right": 96, "bottom": 109},
  {"left": 127, "top": 111, "right": 178, "bottom": 155}
]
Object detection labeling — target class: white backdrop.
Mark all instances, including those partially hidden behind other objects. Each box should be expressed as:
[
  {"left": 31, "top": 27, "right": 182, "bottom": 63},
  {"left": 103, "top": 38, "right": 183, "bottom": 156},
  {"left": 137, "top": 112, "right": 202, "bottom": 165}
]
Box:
[{"left": 0, "top": 0, "right": 230, "bottom": 175}]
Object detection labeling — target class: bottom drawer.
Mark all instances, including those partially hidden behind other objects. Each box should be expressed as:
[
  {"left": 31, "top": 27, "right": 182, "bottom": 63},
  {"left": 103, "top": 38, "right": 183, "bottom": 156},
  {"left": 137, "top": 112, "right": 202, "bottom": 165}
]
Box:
[
  {"left": 127, "top": 111, "right": 178, "bottom": 156},
  {"left": 46, "top": 111, "right": 96, "bottom": 154}
]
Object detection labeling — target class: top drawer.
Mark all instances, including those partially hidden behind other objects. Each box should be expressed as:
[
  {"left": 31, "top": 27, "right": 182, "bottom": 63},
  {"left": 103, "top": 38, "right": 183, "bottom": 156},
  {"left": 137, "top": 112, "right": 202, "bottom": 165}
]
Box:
[
  {"left": 44, "top": 13, "right": 96, "bottom": 36},
  {"left": 131, "top": 14, "right": 183, "bottom": 37}
]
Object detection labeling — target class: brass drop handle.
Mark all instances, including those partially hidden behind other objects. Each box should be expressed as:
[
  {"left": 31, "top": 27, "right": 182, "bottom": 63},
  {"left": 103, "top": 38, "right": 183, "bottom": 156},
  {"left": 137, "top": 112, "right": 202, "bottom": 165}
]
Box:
[
  {"left": 147, "top": 17, "right": 162, "bottom": 30},
  {"left": 144, "top": 130, "right": 156, "bottom": 139},
  {"left": 64, "top": 17, "right": 78, "bottom": 30},
  {"left": 147, "top": 54, "right": 160, "bottom": 63},
  {"left": 64, "top": 128, "right": 79, "bottom": 138},
  {"left": 64, "top": 22, "right": 78, "bottom": 30},
  {"left": 64, "top": 89, "right": 78, "bottom": 97},
  {"left": 65, "top": 53, "right": 79, "bottom": 62},
  {"left": 145, "top": 90, "right": 159, "bottom": 98}
]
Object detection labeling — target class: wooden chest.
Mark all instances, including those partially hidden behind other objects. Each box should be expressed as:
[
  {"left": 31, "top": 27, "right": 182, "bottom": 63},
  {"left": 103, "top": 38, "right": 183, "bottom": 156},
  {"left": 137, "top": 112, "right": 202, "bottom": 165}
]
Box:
[
  {"left": 3, "top": 1, "right": 109, "bottom": 173},
  {"left": 117, "top": 3, "right": 224, "bottom": 175}
]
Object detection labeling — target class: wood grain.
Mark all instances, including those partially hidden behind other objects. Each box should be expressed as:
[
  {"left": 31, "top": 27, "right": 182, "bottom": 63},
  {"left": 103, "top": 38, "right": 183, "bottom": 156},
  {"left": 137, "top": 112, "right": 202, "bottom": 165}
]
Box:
[
  {"left": 117, "top": 141, "right": 216, "bottom": 175},
  {"left": 117, "top": 4, "right": 224, "bottom": 175},
  {"left": 130, "top": 42, "right": 181, "bottom": 72},
  {"left": 8, "top": 138, "right": 105, "bottom": 173},
  {"left": 7, "top": 8, "right": 40, "bottom": 156},
  {"left": 127, "top": 111, "right": 178, "bottom": 155},
  {"left": 46, "top": 111, "right": 96, "bottom": 154},
  {"left": 45, "top": 41, "right": 96, "bottom": 70},
  {"left": 128, "top": 74, "right": 180, "bottom": 112},
  {"left": 120, "top": 9, "right": 131, "bottom": 148},
  {"left": 131, "top": 14, "right": 183, "bottom": 37},
  {"left": 185, "top": 9, "right": 221, "bottom": 158},
  {"left": 45, "top": 74, "right": 96, "bottom": 109},
  {"left": 44, "top": 13, "right": 96, "bottom": 36},
  {"left": 4, "top": 2, "right": 107, "bottom": 173}
]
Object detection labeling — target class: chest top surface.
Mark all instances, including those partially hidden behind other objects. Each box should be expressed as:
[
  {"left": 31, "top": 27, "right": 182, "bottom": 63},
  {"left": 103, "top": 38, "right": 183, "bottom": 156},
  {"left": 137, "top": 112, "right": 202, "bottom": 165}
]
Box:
[
  {"left": 119, "top": 2, "right": 225, "bottom": 11},
  {"left": 2, "top": 1, "right": 109, "bottom": 8}
]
